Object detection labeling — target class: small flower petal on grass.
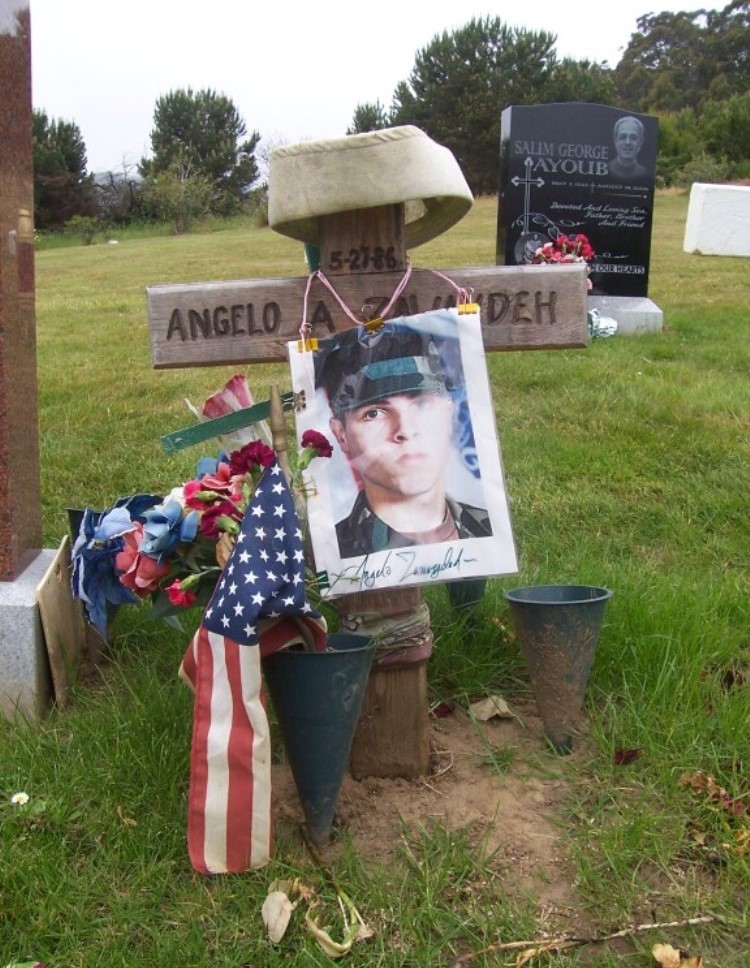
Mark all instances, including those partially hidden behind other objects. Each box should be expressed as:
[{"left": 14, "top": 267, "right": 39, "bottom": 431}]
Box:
[{"left": 10, "top": 791, "right": 30, "bottom": 806}]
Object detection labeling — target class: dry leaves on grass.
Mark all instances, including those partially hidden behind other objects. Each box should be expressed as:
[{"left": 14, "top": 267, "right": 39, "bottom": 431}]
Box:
[
  {"left": 469, "top": 695, "right": 514, "bottom": 721},
  {"left": 261, "top": 877, "right": 372, "bottom": 957},
  {"left": 652, "top": 941, "right": 703, "bottom": 966},
  {"left": 679, "top": 770, "right": 747, "bottom": 818}
]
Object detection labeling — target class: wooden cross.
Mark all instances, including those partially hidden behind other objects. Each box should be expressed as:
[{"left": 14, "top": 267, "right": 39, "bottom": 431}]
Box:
[{"left": 147, "top": 202, "right": 588, "bottom": 780}]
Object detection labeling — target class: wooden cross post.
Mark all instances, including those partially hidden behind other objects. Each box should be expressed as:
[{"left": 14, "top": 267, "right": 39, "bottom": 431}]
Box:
[{"left": 148, "top": 193, "right": 587, "bottom": 781}]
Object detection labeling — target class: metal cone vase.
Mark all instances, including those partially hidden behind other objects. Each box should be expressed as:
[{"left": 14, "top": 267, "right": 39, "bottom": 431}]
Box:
[
  {"left": 262, "top": 633, "right": 375, "bottom": 846},
  {"left": 504, "top": 585, "right": 613, "bottom": 754}
]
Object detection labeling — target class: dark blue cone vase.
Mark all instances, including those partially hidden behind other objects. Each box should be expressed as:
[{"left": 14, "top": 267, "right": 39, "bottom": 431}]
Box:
[
  {"left": 504, "top": 585, "right": 613, "bottom": 755},
  {"left": 262, "top": 633, "right": 375, "bottom": 846}
]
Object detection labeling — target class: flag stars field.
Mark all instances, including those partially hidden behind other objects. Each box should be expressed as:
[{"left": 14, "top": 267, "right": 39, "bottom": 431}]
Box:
[{"left": 201, "top": 461, "right": 319, "bottom": 648}]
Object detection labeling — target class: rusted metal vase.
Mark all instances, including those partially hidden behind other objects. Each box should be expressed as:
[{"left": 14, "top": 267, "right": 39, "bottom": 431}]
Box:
[{"left": 504, "top": 584, "right": 613, "bottom": 754}]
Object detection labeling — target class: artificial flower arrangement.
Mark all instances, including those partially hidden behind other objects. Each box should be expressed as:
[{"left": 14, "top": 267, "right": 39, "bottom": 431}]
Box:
[
  {"left": 531, "top": 232, "right": 617, "bottom": 338},
  {"left": 70, "top": 377, "right": 333, "bottom": 641},
  {"left": 532, "top": 232, "right": 595, "bottom": 288}
]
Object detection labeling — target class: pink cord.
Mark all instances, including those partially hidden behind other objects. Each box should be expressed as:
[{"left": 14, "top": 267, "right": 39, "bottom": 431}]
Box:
[
  {"left": 428, "top": 269, "right": 471, "bottom": 306},
  {"left": 296, "top": 261, "right": 470, "bottom": 387}
]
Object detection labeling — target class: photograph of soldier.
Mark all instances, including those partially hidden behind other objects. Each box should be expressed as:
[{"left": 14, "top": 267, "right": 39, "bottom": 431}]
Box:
[
  {"left": 609, "top": 115, "right": 649, "bottom": 180},
  {"left": 313, "top": 317, "right": 492, "bottom": 559}
]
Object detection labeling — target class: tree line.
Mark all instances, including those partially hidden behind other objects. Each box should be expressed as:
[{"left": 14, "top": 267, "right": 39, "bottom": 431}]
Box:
[{"left": 34, "top": 2, "right": 749, "bottom": 235}]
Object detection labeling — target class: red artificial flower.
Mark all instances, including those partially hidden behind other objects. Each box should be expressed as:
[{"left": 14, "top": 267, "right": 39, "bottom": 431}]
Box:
[
  {"left": 166, "top": 579, "right": 198, "bottom": 608},
  {"left": 198, "top": 499, "right": 242, "bottom": 539},
  {"left": 533, "top": 233, "right": 595, "bottom": 267},
  {"left": 115, "top": 523, "right": 170, "bottom": 597},
  {"left": 301, "top": 429, "right": 333, "bottom": 458},
  {"left": 228, "top": 440, "right": 276, "bottom": 476}
]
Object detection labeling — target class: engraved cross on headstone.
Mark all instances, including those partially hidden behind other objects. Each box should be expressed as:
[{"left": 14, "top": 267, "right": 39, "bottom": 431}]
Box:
[{"left": 511, "top": 157, "right": 546, "bottom": 235}]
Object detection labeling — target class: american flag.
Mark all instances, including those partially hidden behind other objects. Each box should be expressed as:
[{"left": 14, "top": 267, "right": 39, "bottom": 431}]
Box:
[{"left": 179, "top": 460, "right": 327, "bottom": 874}]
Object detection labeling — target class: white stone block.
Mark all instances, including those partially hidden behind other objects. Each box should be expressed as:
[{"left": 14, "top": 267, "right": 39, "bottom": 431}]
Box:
[
  {"left": 587, "top": 296, "right": 663, "bottom": 335},
  {"left": 0, "top": 550, "right": 55, "bottom": 721},
  {"left": 683, "top": 183, "right": 750, "bottom": 257}
]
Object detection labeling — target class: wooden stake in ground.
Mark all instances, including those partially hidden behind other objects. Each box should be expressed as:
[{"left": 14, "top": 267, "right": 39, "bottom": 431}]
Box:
[{"left": 147, "top": 127, "right": 589, "bottom": 779}]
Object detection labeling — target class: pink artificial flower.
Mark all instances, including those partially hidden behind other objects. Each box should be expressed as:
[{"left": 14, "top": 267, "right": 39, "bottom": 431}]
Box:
[
  {"left": 166, "top": 579, "right": 198, "bottom": 608},
  {"left": 197, "top": 461, "right": 235, "bottom": 493},
  {"left": 115, "top": 523, "right": 170, "bottom": 598},
  {"left": 228, "top": 440, "right": 275, "bottom": 476},
  {"left": 183, "top": 463, "right": 238, "bottom": 510},
  {"left": 202, "top": 374, "right": 253, "bottom": 419}
]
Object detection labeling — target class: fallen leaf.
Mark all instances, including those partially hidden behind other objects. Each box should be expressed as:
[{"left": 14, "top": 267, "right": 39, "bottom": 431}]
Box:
[
  {"left": 116, "top": 805, "right": 137, "bottom": 827},
  {"left": 304, "top": 885, "right": 372, "bottom": 957},
  {"left": 614, "top": 748, "right": 645, "bottom": 766},
  {"left": 652, "top": 942, "right": 682, "bottom": 967},
  {"left": 290, "top": 878, "right": 317, "bottom": 902},
  {"left": 262, "top": 890, "right": 296, "bottom": 944},
  {"left": 652, "top": 942, "right": 703, "bottom": 967},
  {"left": 690, "top": 828, "right": 708, "bottom": 847},
  {"left": 721, "top": 665, "right": 746, "bottom": 690},
  {"left": 724, "top": 826, "right": 750, "bottom": 856},
  {"left": 432, "top": 702, "right": 454, "bottom": 719},
  {"left": 305, "top": 907, "right": 354, "bottom": 958},
  {"left": 470, "top": 695, "right": 513, "bottom": 721}
]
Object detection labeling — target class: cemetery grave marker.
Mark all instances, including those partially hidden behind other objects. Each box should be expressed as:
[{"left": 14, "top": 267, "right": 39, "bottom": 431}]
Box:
[
  {"left": 497, "top": 102, "right": 663, "bottom": 334},
  {"left": 148, "top": 126, "right": 590, "bottom": 779},
  {"left": 0, "top": 1, "right": 81, "bottom": 720}
]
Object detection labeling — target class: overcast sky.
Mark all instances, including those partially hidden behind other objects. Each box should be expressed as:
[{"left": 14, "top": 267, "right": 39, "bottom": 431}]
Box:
[{"left": 29, "top": 0, "right": 692, "bottom": 173}]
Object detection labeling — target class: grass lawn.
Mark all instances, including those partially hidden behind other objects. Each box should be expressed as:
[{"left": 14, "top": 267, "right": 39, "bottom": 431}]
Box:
[{"left": 0, "top": 192, "right": 748, "bottom": 966}]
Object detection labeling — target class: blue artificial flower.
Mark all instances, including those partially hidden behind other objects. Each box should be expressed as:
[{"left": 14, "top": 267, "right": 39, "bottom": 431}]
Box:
[
  {"left": 70, "top": 507, "right": 140, "bottom": 640},
  {"left": 92, "top": 506, "right": 133, "bottom": 542},
  {"left": 195, "top": 453, "right": 229, "bottom": 478},
  {"left": 140, "top": 501, "right": 199, "bottom": 561},
  {"left": 115, "top": 493, "right": 163, "bottom": 523}
]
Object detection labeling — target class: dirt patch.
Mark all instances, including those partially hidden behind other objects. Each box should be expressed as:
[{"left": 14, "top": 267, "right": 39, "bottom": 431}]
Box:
[{"left": 272, "top": 698, "right": 593, "bottom": 933}]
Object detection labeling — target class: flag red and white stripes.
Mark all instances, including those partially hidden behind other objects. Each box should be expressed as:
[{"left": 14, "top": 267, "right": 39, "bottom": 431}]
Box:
[
  {"left": 178, "top": 460, "right": 328, "bottom": 874},
  {"left": 181, "top": 628, "right": 272, "bottom": 874}
]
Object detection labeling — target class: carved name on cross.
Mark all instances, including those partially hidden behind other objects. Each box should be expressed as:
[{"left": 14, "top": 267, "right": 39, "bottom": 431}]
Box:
[{"left": 148, "top": 262, "right": 588, "bottom": 368}]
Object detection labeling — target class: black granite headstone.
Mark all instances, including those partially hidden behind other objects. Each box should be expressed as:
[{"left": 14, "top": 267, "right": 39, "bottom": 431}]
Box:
[{"left": 497, "top": 103, "right": 658, "bottom": 298}]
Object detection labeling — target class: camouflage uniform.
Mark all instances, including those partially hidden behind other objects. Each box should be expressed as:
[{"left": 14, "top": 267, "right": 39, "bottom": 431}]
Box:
[{"left": 336, "top": 492, "right": 492, "bottom": 559}]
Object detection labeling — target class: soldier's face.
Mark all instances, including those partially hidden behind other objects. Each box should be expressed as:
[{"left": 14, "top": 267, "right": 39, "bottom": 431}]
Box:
[{"left": 331, "top": 391, "right": 454, "bottom": 498}]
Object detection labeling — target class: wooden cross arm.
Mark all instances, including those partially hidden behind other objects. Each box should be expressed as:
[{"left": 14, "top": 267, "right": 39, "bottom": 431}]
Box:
[{"left": 147, "top": 264, "right": 588, "bottom": 369}]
